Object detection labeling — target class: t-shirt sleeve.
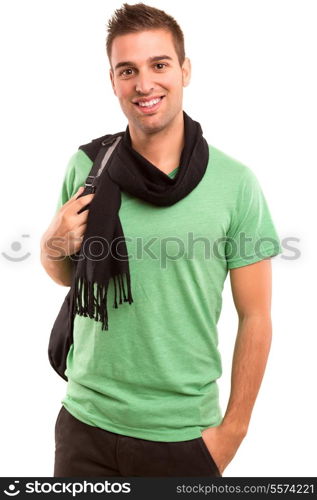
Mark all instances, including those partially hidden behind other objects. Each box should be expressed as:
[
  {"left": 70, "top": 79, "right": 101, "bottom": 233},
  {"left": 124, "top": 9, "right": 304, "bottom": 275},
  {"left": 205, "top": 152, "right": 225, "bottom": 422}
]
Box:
[
  {"left": 55, "top": 150, "right": 93, "bottom": 213},
  {"left": 225, "top": 167, "right": 282, "bottom": 269}
]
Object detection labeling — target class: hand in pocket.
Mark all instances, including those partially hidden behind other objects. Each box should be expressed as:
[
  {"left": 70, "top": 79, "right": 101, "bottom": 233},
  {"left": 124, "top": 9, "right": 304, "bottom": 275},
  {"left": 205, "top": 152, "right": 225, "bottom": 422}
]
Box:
[{"left": 201, "top": 423, "right": 246, "bottom": 474}]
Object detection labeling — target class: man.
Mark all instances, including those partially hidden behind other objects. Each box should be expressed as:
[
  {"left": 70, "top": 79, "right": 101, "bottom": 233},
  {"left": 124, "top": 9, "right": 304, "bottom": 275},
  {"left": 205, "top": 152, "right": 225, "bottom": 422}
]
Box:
[{"left": 41, "top": 3, "right": 282, "bottom": 477}]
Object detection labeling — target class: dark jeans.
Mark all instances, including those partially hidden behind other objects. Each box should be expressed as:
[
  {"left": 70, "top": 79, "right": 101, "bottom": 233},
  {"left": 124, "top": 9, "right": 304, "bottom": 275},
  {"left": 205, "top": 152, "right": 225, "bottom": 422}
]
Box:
[{"left": 54, "top": 406, "right": 222, "bottom": 477}]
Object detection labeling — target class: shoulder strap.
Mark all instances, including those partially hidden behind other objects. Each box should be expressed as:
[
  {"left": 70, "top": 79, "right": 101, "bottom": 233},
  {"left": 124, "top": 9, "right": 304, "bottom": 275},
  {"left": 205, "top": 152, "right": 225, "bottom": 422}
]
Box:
[
  {"left": 79, "top": 132, "right": 124, "bottom": 195},
  {"left": 79, "top": 131, "right": 124, "bottom": 162}
]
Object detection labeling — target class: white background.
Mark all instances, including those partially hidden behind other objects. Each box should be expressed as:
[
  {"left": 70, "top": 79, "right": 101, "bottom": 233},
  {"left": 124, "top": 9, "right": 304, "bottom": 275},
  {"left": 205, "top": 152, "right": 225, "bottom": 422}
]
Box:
[{"left": 0, "top": 0, "right": 316, "bottom": 477}]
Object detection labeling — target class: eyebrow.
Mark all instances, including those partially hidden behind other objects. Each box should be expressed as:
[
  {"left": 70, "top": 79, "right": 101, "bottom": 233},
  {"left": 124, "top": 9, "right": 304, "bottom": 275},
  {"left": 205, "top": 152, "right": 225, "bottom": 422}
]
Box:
[{"left": 114, "top": 55, "right": 173, "bottom": 71}]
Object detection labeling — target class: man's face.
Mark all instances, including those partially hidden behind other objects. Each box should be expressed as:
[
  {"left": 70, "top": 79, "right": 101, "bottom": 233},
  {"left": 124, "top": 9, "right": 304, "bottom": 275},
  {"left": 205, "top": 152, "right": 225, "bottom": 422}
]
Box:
[{"left": 109, "top": 29, "right": 191, "bottom": 135}]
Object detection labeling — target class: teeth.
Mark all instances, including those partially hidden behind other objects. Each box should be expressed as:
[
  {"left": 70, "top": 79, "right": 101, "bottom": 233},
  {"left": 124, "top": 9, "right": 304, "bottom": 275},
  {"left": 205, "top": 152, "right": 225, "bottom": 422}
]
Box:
[{"left": 138, "top": 98, "right": 161, "bottom": 107}]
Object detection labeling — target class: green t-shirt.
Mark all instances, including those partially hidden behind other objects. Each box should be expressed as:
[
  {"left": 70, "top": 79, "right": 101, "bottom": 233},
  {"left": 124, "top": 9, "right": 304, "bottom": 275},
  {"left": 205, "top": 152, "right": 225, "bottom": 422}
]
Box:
[{"left": 55, "top": 144, "right": 282, "bottom": 442}]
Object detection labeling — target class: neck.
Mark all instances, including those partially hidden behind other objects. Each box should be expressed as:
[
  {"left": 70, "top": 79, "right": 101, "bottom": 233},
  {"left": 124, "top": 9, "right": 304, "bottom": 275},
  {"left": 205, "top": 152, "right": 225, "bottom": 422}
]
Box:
[{"left": 128, "top": 111, "right": 184, "bottom": 175}]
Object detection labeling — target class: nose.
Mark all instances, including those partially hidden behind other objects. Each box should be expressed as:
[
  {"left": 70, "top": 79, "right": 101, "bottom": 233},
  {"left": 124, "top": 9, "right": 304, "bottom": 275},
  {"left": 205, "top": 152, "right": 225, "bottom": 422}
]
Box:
[{"left": 135, "top": 69, "right": 154, "bottom": 95}]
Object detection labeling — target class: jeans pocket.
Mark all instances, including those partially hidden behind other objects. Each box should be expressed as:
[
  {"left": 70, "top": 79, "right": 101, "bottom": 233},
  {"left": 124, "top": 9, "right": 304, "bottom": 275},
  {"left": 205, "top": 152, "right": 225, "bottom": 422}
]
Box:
[
  {"left": 54, "top": 406, "right": 65, "bottom": 433},
  {"left": 198, "top": 436, "right": 222, "bottom": 476}
]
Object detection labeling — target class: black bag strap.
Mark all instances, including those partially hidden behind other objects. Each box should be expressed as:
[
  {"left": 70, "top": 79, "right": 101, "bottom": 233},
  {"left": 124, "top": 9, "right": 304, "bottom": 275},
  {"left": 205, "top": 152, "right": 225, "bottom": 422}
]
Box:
[
  {"left": 71, "top": 132, "right": 123, "bottom": 258},
  {"left": 81, "top": 133, "right": 123, "bottom": 195}
]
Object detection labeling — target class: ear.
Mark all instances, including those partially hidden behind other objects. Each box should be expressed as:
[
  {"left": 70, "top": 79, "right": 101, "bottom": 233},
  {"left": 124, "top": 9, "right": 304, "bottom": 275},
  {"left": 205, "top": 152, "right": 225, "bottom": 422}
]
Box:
[
  {"left": 182, "top": 57, "right": 191, "bottom": 87},
  {"left": 109, "top": 69, "right": 117, "bottom": 96}
]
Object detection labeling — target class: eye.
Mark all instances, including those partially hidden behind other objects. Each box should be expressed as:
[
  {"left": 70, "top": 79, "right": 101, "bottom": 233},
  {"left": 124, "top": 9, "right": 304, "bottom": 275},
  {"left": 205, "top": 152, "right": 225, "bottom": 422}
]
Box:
[
  {"left": 119, "top": 68, "right": 134, "bottom": 77},
  {"left": 154, "top": 63, "right": 167, "bottom": 70}
]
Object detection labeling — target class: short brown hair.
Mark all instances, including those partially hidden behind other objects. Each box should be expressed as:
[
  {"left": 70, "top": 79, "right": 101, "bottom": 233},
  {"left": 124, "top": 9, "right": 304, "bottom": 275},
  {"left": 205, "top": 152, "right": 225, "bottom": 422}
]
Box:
[{"left": 106, "top": 3, "right": 185, "bottom": 67}]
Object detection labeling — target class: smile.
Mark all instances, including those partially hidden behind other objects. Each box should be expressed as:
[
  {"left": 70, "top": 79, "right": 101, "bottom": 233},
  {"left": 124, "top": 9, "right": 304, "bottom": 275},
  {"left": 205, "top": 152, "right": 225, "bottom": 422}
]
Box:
[{"left": 133, "top": 96, "right": 165, "bottom": 114}]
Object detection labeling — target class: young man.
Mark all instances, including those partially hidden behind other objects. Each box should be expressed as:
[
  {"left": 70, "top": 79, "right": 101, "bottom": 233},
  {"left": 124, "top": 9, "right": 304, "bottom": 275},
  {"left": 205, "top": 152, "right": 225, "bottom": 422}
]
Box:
[{"left": 41, "top": 3, "right": 282, "bottom": 477}]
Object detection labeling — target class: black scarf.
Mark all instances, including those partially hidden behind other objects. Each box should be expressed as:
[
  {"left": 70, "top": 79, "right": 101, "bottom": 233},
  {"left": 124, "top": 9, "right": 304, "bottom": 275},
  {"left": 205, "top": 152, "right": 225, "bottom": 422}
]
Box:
[{"left": 72, "top": 111, "right": 209, "bottom": 330}]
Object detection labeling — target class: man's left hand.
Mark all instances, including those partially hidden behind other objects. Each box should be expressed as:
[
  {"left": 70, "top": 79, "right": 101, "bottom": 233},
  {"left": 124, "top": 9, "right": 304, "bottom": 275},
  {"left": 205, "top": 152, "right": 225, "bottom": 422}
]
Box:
[{"left": 201, "top": 422, "right": 246, "bottom": 475}]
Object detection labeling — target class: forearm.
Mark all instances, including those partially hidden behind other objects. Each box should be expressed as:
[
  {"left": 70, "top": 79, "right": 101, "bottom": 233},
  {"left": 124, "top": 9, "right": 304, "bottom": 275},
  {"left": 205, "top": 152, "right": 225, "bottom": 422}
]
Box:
[
  {"left": 222, "top": 314, "right": 272, "bottom": 437},
  {"left": 40, "top": 235, "right": 74, "bottom": 286}
]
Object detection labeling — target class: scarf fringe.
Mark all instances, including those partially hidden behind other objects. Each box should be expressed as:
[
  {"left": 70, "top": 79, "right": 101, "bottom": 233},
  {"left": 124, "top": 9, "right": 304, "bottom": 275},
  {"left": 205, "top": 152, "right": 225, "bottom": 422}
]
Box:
[{"left": 73, "top": 272, "right": 133, "bottom": 331}]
